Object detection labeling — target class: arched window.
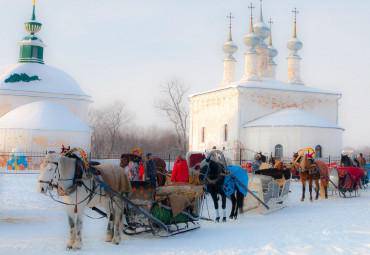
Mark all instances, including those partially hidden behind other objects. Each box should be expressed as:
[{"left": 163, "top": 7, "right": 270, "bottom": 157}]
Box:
[
  {"left": 201, "top": 127, "right": 205, "bottom": 143},
  {"left": 275, "top": 144, "right": 283, "bottom": 158},
  {"left": 224, "top": 124, "right": 228, "bottom": 142},
  {"left": 315, "top": 145, "right": 322, "bottom": 158}
]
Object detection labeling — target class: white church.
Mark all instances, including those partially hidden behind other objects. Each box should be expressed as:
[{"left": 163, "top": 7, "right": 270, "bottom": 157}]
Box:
[
  {"left": 0, "top": 1, "right": 92, "bottom": 153},
  {"left": 189, "top": 2, "right": 343, "bottom": 159}
]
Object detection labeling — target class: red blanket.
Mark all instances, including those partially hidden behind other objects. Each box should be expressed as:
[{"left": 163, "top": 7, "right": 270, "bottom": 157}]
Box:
[{"left": 336, "top": 167, "right": 364, "bottom": 184}]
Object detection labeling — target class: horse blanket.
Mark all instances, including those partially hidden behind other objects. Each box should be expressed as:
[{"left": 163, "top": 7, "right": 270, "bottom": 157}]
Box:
[
  {"left": 336, "top": 167, "right": 364, "bottom": 185},
  {"left": 222, "top": 165, "right": 248, "bottom": 197},
  {"left": 94, "top": 164, "right": 132, "bottom": 196},
  {"left": 316, "top": 160, "right": 330, "bottom": 186}
]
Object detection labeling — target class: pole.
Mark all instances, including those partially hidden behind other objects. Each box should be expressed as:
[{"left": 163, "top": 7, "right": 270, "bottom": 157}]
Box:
[{"left": 239, "top": 147, "right": 242, "bottom": 166}]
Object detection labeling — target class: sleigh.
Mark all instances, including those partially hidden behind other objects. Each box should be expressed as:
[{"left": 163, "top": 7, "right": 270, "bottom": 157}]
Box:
[
  {"left": 242, "top": 172, "right": 291, "bottom": 215},
  {"left": 123, "top": 181, "right": 204, "bottom": 237},
  {"left": 327, "top": 167, "right": 364, "bottom": 198}
]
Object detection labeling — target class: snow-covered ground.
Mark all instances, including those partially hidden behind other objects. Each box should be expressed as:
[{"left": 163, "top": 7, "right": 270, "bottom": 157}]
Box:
[{"left": 1, "top": 174, "right": 370, "bottom": 255}]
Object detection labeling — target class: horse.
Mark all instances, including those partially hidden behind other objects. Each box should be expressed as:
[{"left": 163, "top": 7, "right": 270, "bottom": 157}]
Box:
[
  {"left": 341, "top": 154, "right": 359, "bottom": 167},
  {"left": 298, "top": 154, "right": 329, "bottom": 201},
  {"left": 38, "top": 153, "right": 130, "bottom": 250},
  {"left": 120, "top": 153, "right": 168, "bottom": 186},
  {"left": 199, "top": 158, "right": 244, "bottom": 222}
]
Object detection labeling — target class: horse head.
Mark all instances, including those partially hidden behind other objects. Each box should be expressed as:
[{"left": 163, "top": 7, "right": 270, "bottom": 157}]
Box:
[
  {"left": 38, "top": 153, "right": 60, "bottom": 194},
  {"left": 300, "top": 154, "right": 315, "bottom": 172},
  {"left": 199, "top": 159, "right": 222, "bottom": 185}
]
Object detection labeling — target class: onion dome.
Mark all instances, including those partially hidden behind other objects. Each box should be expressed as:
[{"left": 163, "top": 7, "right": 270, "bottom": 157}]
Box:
[
  {"left": 25, "top": 0, "right": 42, "bottom": 35},
  {"left": 244, "top": 4, "right": 260, "bottom": 53},
  {"left": 287, "top": 8, "right": 303, "bottom": 57},
  {"left": 253, "top": 0, "right": 271, "bottom": 43},
  {"left": 222, "top": 26, "right": 238, "bottom": 60}
]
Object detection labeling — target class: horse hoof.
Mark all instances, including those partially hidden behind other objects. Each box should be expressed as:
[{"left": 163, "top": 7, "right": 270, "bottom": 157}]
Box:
[
  {"left": 229, "top": 215, "right": 234, "bottom": 219},
  {"left": 222, "top": 217, "right": 227, "bottom": 222},
  {"left": 104, "top": 235, "right": 113, "bottom": 242},
  {"left": 300, "top": 199, "right": 304, "bottom": 202},
  {"left": 112, "top": 237, "right": 120, "bottom": 245},
  {"left": 310, "top": 199, "right": 313, "bottom": 202},
  {"left": 72, "top": 241, "right": 82, "bottom": 250},
  {"left": 215, "top": 217, "right": 220, "bottom": 222}
]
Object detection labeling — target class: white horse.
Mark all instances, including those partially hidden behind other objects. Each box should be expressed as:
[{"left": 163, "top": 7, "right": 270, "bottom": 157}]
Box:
[{"left": 37, "top": 153, "right": 128, "bottom": 250}]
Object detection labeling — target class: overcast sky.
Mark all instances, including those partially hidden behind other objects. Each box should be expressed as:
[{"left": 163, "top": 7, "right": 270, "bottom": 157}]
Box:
[{"left": 0, "top": 0, "right": 369, "bottom": 149}]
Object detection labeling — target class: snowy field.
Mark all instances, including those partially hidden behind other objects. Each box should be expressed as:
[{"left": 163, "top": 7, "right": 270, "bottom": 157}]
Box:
[{"left": 1, "top": 174, "right": 370, "bottom": 255}]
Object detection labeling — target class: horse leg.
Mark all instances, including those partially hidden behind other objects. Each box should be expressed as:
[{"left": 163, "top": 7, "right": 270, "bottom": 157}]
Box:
[
  {"left": 315, "top": 179, "right": 319, "bottom": 200},
  {"left": 301, "top": 178, "right": 305, "bottom": 202},
  {"left": 325, "top": 185, "right": 328, "bottom": 199},
  {"left": 72, "top": 211, "right": 84, "bottom": 250},
  {"left": 66, "top": 209, "right": 76, "bottom": 250},
  {"left": 237, "top": 189, "right": 244, "bottom": 215},
  {"left": 111, "top": 198, "right": 123, "bottom": 245},
  {"left": 309, "top": 179, "right": 313, "bottom": 202},
  {"left": 221, "top": 193, "right": 227, "bottom": 222},
  {"left": 104, "top": 202, "right": 114, "bottom": 242},
  {"left": 210, "top": 192, "right": 220, "bottom": 222},
  {"left": 229, "top": 193, "right": 236, "bottom": 219}
]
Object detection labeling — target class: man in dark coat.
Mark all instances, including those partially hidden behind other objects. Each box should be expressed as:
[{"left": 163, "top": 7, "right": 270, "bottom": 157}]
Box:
[{"left": 144, "top": 153, "right": 156, "bottom": 185}]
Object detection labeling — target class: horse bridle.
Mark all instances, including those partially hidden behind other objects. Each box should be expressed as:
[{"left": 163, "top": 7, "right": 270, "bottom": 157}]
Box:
[{"left": 38, "top": 161, "right": 60, "bottom": 191}]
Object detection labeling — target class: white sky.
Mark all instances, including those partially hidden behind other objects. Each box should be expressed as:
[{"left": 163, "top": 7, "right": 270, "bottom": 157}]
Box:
[{"left": 0, "top": 0, "right": 369, "bottom": 148}]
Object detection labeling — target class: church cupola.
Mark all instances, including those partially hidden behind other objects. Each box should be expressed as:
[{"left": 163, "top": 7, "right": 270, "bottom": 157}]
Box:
[
  {"left": 220, "top": 13, "right": 238, "bottom": 86},
  {"left": 253, "top": 0, "right": 271, "bottom": 78},
  {"left": 286, "top": 8, "right": 303, "bottom": 85},
  {"left": 18, "top": 0, "right": 46, "bottom": 64},
  {"left": 241, "top": 3, "right": 261, "bottom": 82},
  {"left": 267, "top": 19, "right": 278, "bottom": 79}
]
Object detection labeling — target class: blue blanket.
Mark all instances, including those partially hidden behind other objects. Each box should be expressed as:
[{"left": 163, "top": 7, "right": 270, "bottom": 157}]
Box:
[{"left": 222, "top": 165, "right": 248, "bottom": 197}]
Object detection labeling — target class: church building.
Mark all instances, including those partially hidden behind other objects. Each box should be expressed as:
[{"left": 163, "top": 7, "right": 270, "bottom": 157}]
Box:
[
  {"left": 189, "top": 1, "right": 343, "bottom": 159},
  {"left": 0, "top": 1, "right": 92, "bottom": 153}
]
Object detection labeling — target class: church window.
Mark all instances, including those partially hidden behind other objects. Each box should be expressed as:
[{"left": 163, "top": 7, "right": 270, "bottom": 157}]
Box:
[
  {"left": 315, "top": 145, "right": 322, "bottom": 158},
  {"left": 32, "top": 47, "right": 38, "bottom": 58},
  {"left": 201, "top": 127, "right": 205, "bottom": 143},
  {"left": 224, "top": 124, "right": 228, "bottom": 142},
  {"left": 275, "top": 144, "right": 283, "bottom": 158}
]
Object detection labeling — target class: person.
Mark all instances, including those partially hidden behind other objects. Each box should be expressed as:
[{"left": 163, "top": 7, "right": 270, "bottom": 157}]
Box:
[
  {"left": 171, "top": 155, "right": 189, "bottom": 183},
  {"left": 358, "top": 153, "right": 367, "bottom": 166},
  {"left": 129, "top": 157, "right": 141, "bottom": 181},
  {"left": 144, "top": 153, "right": 156, "bottom": 185}
]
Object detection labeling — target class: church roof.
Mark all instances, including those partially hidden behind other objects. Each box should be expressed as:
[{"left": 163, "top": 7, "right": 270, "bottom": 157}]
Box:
[
  {"left": 190, "top": 78, "right": 341, "bottom": 97},
  {"left": 0, "top": 101, "right": 91, "bottom": 132},
  {"left": 0, "top": 63, "right": 91, "bottom": 99},
  {"left": 243, "top": 107, "right": 344, "bottom": 130}
]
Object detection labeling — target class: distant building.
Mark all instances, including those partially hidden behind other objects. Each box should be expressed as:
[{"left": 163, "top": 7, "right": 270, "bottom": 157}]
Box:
[
  {"left": 189, "top": 2, "right": 343, "bottom": 159},
  {"left": 0, "top": 2, "right": 92, "bottom": 152}
]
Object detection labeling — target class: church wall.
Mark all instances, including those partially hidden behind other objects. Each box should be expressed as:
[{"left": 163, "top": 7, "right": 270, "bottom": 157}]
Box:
[
  {"left": 0, "top": 129, "right": 91, "bottom": 153},
  {"left": 239, "top": 88, "right": 339, "bottom": 126},
  {"left": 189, "top": 88, "right": 240, "bottom": 152},
  {"left": 0, "top": 94, "right": 91, "bottom": 123},
  {"left": 243, "top": 126, "right": 343, "bottom": 158}
]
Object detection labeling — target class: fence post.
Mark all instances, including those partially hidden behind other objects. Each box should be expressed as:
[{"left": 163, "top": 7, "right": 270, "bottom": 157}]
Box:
[
  {"left": 328, "top": 155, "right": 330, "bottom": 164},
  {"left": 168, "top": 154, "right": 171, "bottom": 171},
  {"left": 239, "top": 147, "right": 242, "bottom": 166}
]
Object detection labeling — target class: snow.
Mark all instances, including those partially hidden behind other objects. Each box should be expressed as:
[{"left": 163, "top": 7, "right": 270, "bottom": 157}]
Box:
[
  {"left": 0, "top": 101, "right": 91, "bottom": 132},
  {"left": 244, "top": 108, "right": 344, "bottom": 130},
  {"left": 0, "top": 63, "right": 89, "bottom": 98},
  {"left": 1, "top": 174, "right": 370, "bottom": 255},
  {"left": 189, "top": 78, "right": 341, "bottom": 98}
]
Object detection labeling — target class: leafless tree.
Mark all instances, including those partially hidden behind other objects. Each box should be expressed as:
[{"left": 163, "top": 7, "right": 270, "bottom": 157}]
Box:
[
  {"left": 155, "top": 79, "right": 190, "bottom": 154},
  {"left": 89, "top": 101, "right": 134, "bottom": 154}
]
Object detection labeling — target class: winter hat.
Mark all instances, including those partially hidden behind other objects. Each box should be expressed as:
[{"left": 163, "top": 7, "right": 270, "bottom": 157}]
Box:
[{"left": 146, "top": 153, "right": 152, "bottom": 158}]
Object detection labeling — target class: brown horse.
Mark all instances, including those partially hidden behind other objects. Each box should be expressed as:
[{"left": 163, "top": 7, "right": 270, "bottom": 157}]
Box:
[
  {"left": 299, "top": 154, "right": 329, "bottom": 201},
  {"left": 120, "top": 154, "right": 168, "bottom": 186}
]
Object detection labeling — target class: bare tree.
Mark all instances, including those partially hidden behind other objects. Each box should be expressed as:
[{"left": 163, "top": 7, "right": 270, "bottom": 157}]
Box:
[
  {"left": 155, "top": 79, "right": 190, "bottom": 154},
  {"left": 89, "top": 101, "right": 134, "bottom": 154}
]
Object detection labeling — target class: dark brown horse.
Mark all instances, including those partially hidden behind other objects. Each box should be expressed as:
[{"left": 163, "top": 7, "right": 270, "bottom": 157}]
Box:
[
  {"left": 298, "top": 154, "right": 329, "bottom": 201},
  {"left": 120, "top": 154, "right": 168, "bottom": 186}
]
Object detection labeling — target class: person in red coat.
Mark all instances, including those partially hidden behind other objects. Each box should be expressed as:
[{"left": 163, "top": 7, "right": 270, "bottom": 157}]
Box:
[{"left": 171, "top": 155, "right": 189, "bottom": 183}]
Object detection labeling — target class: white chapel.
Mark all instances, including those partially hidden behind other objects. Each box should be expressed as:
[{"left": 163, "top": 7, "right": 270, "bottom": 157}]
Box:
[
  {"left": 189, "top": 1, "right": 343, "bottom": 159},
  {"left": 0, "top": 1, "right": 92, "bottom": 153}
]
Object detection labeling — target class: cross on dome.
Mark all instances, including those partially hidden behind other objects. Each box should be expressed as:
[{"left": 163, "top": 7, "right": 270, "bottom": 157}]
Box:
[
  {"left": 292, "top": 7, "right": 299, "bottom": 22},
  {"left": 248, "top": 3, "right": 255, "bottom": 18}
]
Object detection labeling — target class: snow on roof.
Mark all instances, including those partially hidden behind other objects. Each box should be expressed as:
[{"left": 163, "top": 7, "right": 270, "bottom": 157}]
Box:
[
  {"left": 0, "top": 101, "right": 91, "bottom": 132},
  {"left": 189, "top": 78, "right": 341, "bottom": 98},
  {"left": 0, "top": 63, "right": 90, "bottom": 98},
  {"left": 243, "top": 107, "right": 344, "bottom": 130}
]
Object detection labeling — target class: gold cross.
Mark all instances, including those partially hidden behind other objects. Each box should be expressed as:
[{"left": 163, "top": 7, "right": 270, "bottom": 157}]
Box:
[
  {"left": 227, "top": 12, "right": 234, "bottom": 29},
  {"left": 292, "top": 7, "right": 299, "bottom": 22},
  {"left": 248, "top": 3, "right": 255, "bottom": 18}
]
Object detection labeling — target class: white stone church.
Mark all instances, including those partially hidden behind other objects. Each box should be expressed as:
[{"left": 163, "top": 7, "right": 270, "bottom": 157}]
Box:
[{"left": 189, "top": 2, "right": 343, "bottom": 159}]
